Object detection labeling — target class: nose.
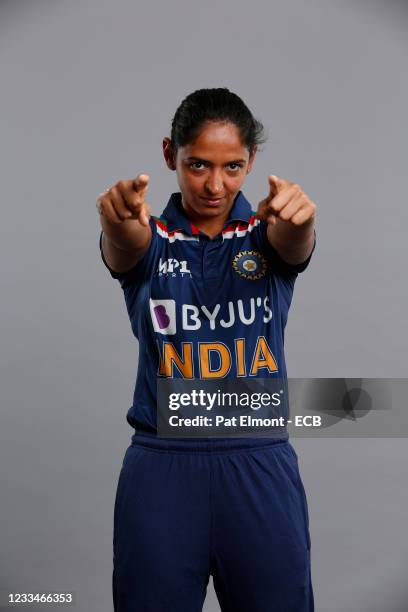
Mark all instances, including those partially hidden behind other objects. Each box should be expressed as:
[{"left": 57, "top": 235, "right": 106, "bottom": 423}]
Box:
[{"left": 205, "top": 170, "right": 224, "bottom": 196}]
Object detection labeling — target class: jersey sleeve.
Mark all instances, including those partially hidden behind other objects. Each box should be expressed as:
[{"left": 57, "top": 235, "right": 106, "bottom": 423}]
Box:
[
  {"left": 99, "top": 217, "right": 159, "bottom": 291},
  {"left": 253, "top": 218, "right": 316, "bottom": 276}
]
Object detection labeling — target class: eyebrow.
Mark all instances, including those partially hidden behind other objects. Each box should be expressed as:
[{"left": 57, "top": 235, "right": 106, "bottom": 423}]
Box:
[{"left": 184, "top": 156, "right": 247, "bottom": 164}]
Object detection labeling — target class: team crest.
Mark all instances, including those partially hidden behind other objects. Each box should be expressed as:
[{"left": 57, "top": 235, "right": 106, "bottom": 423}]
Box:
[{"left": 232, "top": 251, "right": 267, "bottom": 280}]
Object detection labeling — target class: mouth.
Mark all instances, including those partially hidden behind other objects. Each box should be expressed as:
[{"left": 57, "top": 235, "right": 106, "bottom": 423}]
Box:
[{"left": 201, "top": 196, "right": 226, "bottom": 206}]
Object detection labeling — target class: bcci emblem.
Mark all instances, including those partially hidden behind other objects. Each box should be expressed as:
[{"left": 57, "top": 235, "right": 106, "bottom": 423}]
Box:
[{"left": 232, "top": 251, "right": 267, "bottom": 280}]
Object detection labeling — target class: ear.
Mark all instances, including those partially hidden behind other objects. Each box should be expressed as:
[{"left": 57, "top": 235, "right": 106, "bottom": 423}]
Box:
[
  {"left": 163, "top": 137, "right": 176, "bottom": 171},
  {"left": 246, "top": 145, "right": 258, "bottom": 174}
]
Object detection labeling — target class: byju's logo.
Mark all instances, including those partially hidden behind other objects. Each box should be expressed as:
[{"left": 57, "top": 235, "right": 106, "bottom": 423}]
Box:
[
  {"left": 150, "top": 299, "right": 177, "bottom": 335},
  {"left": 150, "top": 296, "right": 272, "bottom": 336},
  {"left": 157, "top": 258, "right": 191, "bottom": 277}
]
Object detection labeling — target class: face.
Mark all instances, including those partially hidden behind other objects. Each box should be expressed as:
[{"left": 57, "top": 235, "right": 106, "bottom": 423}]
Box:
[{"left": 163, "top": 121, "right": 256, "bottom": 223}]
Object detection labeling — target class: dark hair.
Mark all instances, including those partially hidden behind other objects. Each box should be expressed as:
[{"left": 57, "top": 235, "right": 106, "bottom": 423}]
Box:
[{"left": 170, "top": 88, "right": 267, "bottom": 155}]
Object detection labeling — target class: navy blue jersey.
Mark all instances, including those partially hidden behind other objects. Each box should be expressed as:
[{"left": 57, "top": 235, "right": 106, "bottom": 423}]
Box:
[{"left": 99, "top": 190, "right": 315, "bottom": 433}]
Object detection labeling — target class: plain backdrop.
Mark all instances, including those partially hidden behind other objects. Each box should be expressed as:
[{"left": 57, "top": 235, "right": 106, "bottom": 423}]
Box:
[{"left": 1, "top": 0, "right": 407, "bottom": 610}]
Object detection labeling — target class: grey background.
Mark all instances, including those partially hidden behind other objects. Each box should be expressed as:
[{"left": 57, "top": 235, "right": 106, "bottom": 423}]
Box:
[{"left": 1, "top": 0, "right": 407, "bottom": 610}]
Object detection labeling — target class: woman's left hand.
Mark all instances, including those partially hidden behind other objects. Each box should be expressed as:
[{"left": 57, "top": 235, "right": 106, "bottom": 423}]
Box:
[{"left": 257, "top": 175, "right": 316, "bottom": 227}]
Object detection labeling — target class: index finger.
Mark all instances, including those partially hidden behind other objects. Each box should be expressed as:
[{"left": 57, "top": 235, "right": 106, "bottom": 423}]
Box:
[
  {"left": 268, "top": 175, "right": 291, "bottom": 199},
  {"left": 133, "top": 173, "right": 150, "bottom": 194}
]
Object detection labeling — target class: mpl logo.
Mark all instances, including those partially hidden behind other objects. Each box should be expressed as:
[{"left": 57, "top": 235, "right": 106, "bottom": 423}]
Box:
[
  {"left": 150, "top": 299, "right": 177, "bottom": 335},
  {"left": 157, "top": 258, "right": 191, "bottom": 277}
]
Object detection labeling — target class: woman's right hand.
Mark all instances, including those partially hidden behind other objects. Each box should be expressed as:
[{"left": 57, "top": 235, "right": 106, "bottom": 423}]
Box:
[{"left": 96, "top": 173, "right": 151, "bottom": 227}]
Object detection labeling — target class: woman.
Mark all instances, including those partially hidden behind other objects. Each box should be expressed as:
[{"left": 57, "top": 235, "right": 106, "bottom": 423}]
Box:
[{"left": 97, "top": 88, "right": 316, "bottom": 612}]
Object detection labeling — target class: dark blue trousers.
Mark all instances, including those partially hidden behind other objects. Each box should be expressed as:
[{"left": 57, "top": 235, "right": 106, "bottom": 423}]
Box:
[{"left": 113, "top": 432, "right": 314, "bottom": 612}]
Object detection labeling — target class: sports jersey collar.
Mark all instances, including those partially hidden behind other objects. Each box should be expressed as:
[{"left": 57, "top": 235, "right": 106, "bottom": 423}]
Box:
[{"left": 161, "top": 191, "right": 253, "bottom": 236}]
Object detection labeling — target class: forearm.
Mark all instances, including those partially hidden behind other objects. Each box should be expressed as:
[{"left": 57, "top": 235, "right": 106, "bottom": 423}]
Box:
[
  {"left": 100, "top": 214, "right": 152, "bottom": 253},
  {"left": 266, "top": 218, "right": 315, "bottom": 265}
]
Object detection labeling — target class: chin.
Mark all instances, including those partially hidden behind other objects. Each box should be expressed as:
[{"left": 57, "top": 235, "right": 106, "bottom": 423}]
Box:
[
  {"left": 202, "top": 203, "right": 227, "bottom": 213},
  {"left": 197, "top": 207, "right": 220, "bottom": 217}
]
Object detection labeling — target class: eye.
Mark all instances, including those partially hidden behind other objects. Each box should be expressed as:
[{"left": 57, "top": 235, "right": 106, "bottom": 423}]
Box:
[
  {"left": 189, "top": 162, "right": 205, "bottom": 170},
  {"left": 227, "top": 163, "right": 243, "bottom": 171}
]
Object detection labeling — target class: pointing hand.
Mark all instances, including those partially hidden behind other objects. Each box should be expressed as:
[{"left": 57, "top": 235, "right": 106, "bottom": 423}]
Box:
[
  {"left": 257, "top": 175, "right": 316, "bottom": 227},
  {"left": 96, "top": 173, "right": 151, "bottom": 227}
]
